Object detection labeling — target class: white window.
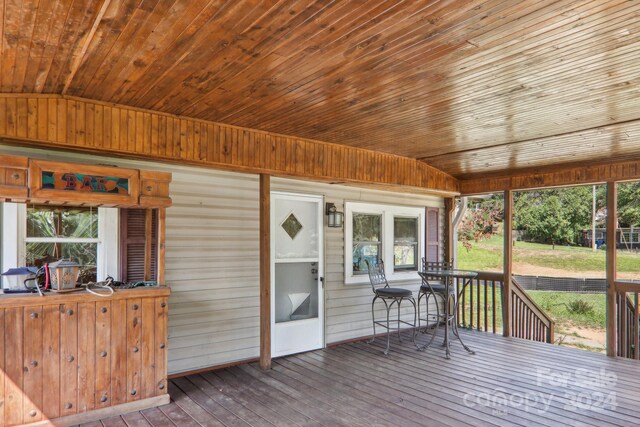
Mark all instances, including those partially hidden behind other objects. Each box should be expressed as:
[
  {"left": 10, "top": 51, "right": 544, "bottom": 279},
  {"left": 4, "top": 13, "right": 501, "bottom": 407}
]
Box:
[
  {"left": 345, "top": 202, "right": 427, "bottom": 284},
  {"left": 1, "top": 203, "right": 119, "bottom": 282}
]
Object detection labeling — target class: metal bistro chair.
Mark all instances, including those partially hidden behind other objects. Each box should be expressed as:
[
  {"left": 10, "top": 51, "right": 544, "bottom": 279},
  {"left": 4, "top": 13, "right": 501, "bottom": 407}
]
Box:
[
  {"left": 417, "top": 259, "right": 454, "bottom": 349},
  {"left": 365, "top": 258, "right": 417, "bottom": 355}
]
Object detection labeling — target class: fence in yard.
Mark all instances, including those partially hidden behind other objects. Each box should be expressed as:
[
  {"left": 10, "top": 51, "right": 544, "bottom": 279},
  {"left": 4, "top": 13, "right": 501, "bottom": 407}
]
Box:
[{"left": 515, "top": 275, "right": 607, "bottom": 293}]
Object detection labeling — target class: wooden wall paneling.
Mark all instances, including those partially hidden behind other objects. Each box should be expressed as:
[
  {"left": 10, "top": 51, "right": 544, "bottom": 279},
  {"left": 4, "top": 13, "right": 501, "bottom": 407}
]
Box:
[
  {"left": 0, "top": 310, "right": 4, "bottom": 424},
  {"left": 23, "top": 305, "right": 43, "bottom": 422},
  {"left": 6, "top": 97, "right": 17, "bottom": 137},
  {"left": 27, "top": 98, "right": 38, "bottom": 139},
  {"left": 0, "top": 95, "right": 458, "bottom": 195},
  {"left": 95, "top": 301, "right": 111, "bottom": 408},
  {"left": 141, "top": 298, "right": 156, "bottom": 399},
  {"left": 16, "top": 98, "right": 27, "bottom": 138},
  {"left": 4, "top": 307, "right": 24, "bottom": 426},
  {"left": 60, "top": 303, "right": 78, "bottom": 416},
  {"left": 110, "top": 299, "right": 127, "bottom": 405},
  {"left": 461, "top": 159, "right": 640, "bottom": 194},
  {"left": 154, "top": 298, "right": 168, "bottom": 395},
  {"left": 77, "top": 101, "right": 86, "bottom": 146},
  {"left": 127, "top": 298, "right": 143, "bottom": 402},
  {"left": 78, "top": 302, "right": 96, "bottom": 413},
  {"left": 42, "top": 304, "right": 61, "bottom": 419}
]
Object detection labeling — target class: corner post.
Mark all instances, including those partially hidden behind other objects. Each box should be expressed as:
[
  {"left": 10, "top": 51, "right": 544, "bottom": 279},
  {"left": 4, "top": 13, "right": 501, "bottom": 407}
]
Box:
[
  {"left": 503, "top": 190, "right": 513, "bottom": 337},
  {"left": 606, "top": 181, "right": 617, "bottom": 357},
  {"left": 260, "top": 174, "right": 271, "bottom": 369},
  {"left": 443, "top": 197, "right": 455, "bottom": 264}
]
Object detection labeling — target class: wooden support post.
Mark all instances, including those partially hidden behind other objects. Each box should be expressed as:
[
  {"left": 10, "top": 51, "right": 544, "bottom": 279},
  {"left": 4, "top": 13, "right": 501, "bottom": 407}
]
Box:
[
  {"left": 443, "top": 197, "right": 455, "bottom": 264},
  {"left": 606, "top": 181, "right": 617, "bottom": 357},
  {"left": 259, "top": 175, "right": 271, "bottom": 370},
  {"left": 503, "top": 190, "right": 513, "bottom": 337}
]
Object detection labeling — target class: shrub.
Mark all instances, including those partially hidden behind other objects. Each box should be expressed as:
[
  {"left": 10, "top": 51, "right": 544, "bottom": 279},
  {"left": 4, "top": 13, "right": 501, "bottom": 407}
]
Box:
[{"left": 567, "top": 299, "right": 594, "bottom": 315}]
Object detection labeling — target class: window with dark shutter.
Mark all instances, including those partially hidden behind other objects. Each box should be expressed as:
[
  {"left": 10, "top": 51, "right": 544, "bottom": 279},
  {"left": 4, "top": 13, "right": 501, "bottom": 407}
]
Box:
[
  {"left": 426, "top": 207, "right": 440, "bottom": 263},
  {"left": 120, "top": 209, "right": 158, "bottom": 282}
]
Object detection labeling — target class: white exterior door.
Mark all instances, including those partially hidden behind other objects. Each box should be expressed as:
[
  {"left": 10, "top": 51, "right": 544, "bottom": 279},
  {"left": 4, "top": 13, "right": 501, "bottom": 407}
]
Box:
[{"left": 271, "top": 192, "right": 324, "bottom": 357}]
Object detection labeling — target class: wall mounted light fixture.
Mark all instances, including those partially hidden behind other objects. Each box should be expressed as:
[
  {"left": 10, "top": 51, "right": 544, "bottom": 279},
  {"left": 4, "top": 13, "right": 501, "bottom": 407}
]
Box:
[{"left": 326, "top": 202, "right": 344, "bottom": 228}]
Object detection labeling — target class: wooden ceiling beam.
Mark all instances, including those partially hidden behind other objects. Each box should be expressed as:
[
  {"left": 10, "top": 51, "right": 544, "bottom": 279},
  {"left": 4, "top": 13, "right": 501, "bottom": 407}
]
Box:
[
  {"left": 0, "top": 94, "right": 459, "bottom": 195},
  {"left": 459, "top": 158, "right": 640, "bottom": 195}
]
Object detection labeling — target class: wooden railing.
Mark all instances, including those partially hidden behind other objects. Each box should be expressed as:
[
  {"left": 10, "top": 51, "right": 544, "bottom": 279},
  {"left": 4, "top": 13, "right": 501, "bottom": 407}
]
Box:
[
  {"left": 614, "top": 281, "right": 640, "bottom": 359},
  {"left": 456, "top": 272, "right": 555, "bottom": 343},
  {"left": 511, "top": 277, "right": 555, "bottom": 343},
  {"left": 458, "top": 272, "right": 504, "bottom": 334}
]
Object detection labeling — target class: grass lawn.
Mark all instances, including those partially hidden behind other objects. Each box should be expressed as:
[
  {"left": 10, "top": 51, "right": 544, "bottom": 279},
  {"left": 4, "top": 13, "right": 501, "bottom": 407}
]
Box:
[
  {"left": 457, "top": 232, "right": 640, "bottom": 273},
  {"left": 527, "top": 291, "right": 605, "bottom": 329}
]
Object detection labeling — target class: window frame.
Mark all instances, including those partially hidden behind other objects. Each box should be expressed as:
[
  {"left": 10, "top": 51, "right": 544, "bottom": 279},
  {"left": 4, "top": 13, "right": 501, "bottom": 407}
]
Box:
[
  {"left": 345, "top": 201, "right": 426, "bottom": 285},
  {"left": 1, "top": 203, "right": 119, "bottom": 282},
  {"left": 393, "top": 216, "right": 419, "bottom": 271}
]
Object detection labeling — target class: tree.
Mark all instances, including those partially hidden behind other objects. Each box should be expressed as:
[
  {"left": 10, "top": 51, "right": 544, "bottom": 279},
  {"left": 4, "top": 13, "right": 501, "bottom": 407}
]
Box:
[
  {"left": 458, "top": 194, "right": 503, "bottom": 251},
  {"left": 617, "top": 182, "right": 640, "bottom": 227},
  {"left": 514, "top": 186, "right": 599, "bottom": 248}
]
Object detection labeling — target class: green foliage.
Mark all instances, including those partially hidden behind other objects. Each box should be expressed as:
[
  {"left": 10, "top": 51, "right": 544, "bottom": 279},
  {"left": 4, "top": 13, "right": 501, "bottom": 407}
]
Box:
[
  {"left": 617, "top": 182, "right": 640, "bottom": 227},
  {"left": 457, "top": 235, "right": 640, "bottom": 273},
  {"left": 514, "top": 186, "right": 599, "bottom": 247},
  {"left": 458, "top": 194, "right": 504, "bottom": 251},
  {"left": 567, "top": 299, "right": 594, "bottom": 315},
  {"left": 527, "top": 291, "right": 605, "bottom": 329}
]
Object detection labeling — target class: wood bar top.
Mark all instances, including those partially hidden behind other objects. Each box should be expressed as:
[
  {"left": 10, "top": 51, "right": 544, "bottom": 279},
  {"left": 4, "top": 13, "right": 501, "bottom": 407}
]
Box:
[{"left": 0, "top": 286, "right": 170, "bottom": 309}]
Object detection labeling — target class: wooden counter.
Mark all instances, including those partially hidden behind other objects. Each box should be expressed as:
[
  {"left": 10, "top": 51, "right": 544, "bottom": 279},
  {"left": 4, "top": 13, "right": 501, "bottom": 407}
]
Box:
[{"left": 0, "top": 287, "right": 170, "bottom": 426}]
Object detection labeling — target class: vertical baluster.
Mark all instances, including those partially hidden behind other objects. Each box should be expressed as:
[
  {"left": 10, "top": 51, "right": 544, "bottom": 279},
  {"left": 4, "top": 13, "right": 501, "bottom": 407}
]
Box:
[
  {"left": 633, "top": 292, "right": 640, "bottom": 360},
  {"left": 492, "top": 280, "right": 497, "bottom": 334},
  {"left": 476, "top": 277, "right": 481, "bottom": 331},
  {"left": 461, "top": 278, "right": 466, "bottom": 327},
  {"left": 511, "top": 293, "right": 516, "bottom": 338},
  {"left": 484, "top": 280, "right": 488, "bottom": 333},
  {"left": 469, "top": 277, "right": 474, "bottom": 330}
]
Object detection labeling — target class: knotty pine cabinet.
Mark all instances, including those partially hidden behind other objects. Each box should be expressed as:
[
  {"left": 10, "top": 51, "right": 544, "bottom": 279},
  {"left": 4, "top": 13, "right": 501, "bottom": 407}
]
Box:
[{"left": 0, "top": 288, "right": 170, "bottom": 426}]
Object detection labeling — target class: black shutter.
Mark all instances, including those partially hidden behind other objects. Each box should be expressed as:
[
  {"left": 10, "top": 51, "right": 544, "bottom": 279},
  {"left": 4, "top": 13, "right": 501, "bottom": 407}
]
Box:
[{"left": 120, "top": 209, "right": 158, "bottom": 282}]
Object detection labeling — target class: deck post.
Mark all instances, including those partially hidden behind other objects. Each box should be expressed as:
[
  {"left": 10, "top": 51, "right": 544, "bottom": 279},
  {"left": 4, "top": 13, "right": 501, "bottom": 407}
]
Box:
[
  {"left": 260, "top": 174, "right": 271, "bottom": 369},
  {"left": 502, "top": 190, "right": 513, "bottom": 337},
  {"left": 606, "top": 181, "right": 617, "bottom": 357},
  {"left": 443, "top": 197, "right": 455, "bottom": 264}
]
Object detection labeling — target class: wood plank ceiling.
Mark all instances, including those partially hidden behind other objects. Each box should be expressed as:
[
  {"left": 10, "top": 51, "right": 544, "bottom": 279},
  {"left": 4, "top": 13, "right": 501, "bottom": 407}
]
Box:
[{"left": 1, "top": 0, "right": 638, "bottom": 180}]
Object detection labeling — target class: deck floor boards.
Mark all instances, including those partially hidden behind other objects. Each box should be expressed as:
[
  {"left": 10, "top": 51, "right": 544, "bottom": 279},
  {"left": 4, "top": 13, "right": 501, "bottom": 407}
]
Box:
[{"left": 94, "top": 330, "right": 640, "bottom": 426}]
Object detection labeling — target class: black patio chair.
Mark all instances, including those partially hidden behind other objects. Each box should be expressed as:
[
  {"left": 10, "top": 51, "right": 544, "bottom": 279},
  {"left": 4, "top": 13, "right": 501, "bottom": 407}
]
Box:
[
  {"left": 365, "top": 258, "right": 417, "bottom": 355},
  {"left": 417, "top": 259, "right": 454, "bottom": 348}
]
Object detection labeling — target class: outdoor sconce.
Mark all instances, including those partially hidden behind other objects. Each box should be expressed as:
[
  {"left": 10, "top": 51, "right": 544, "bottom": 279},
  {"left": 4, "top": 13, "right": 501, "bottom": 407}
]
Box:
[{"left": 326, "top": 202, "right": 344, "bottom": 228}]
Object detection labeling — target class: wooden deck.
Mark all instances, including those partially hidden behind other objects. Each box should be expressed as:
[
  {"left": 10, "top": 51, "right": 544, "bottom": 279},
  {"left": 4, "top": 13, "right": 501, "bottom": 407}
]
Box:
[{"left": 83, "top": 330, "right": 640, "bottom": 427}]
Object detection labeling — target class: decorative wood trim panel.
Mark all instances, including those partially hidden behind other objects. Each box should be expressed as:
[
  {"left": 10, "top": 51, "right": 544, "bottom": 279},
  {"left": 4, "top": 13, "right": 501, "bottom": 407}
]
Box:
[
  {"left": 0, "top": 154, "right": 171, "bottom": 207},
  {"left": 0, "top": 94, "right": 459, "bottom": 195},
  {"left": 28, "top": 158, "right": 139, "bottom": 206},
  {"left": 461, "top": 160, "right": 640, "bottom": 194},
  {"left": 0, "top": 154, "right": 28, "bottom": 200}
]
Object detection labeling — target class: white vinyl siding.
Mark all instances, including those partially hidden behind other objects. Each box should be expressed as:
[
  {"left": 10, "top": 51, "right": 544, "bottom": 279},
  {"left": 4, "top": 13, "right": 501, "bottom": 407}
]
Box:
[
  {"left": 0, "top": 145, "right": 261, "bottom": 375},
  {"left": 271, "top": 178, "right": 444, "bottom": 344},
  {"left": 0, "top": 145, "right": 444, "bottom": 372}
]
